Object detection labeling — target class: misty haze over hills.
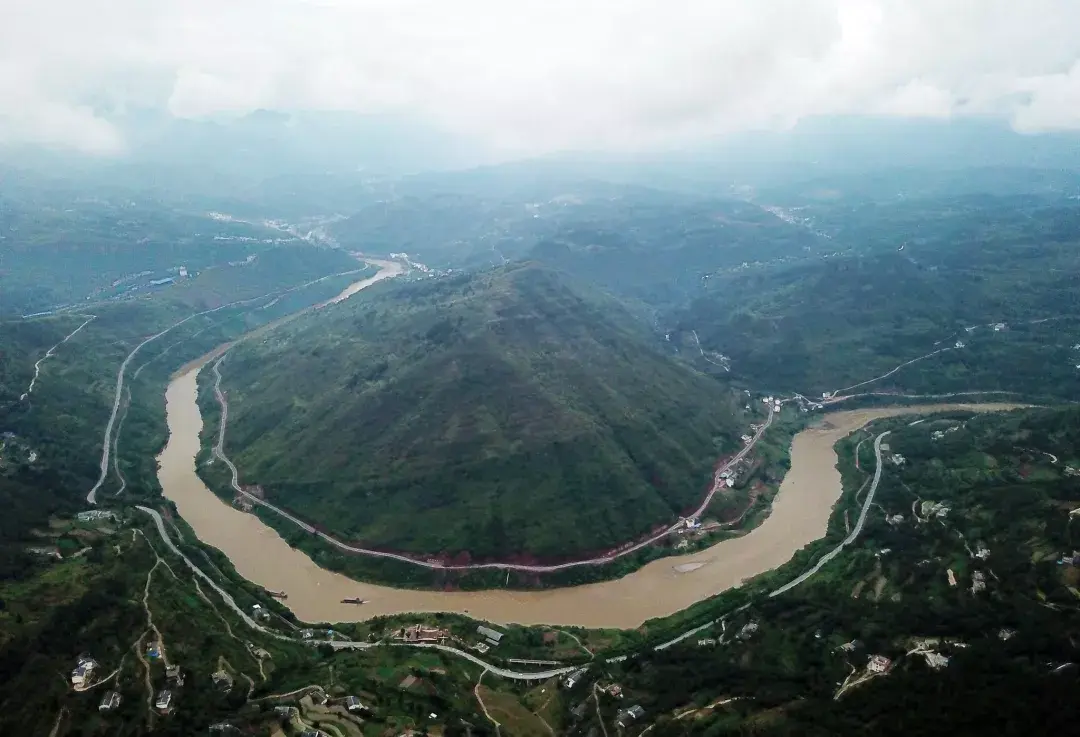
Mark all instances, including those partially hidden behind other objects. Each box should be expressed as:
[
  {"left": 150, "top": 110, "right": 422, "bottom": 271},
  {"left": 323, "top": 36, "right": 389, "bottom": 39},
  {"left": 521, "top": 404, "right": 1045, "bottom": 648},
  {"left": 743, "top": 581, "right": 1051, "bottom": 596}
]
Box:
[{"left": 5, "top": 115, "right": 1080, "bottom": 216}]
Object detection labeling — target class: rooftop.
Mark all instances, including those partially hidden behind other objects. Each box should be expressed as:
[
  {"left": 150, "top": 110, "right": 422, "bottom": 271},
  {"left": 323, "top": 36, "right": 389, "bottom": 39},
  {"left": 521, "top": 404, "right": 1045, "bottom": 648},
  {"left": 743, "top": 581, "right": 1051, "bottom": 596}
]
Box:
[
  {"left": 99, "top": 691, "right": 121, "bottom": 712},
  {"left": 476, "top": 625, "right": 504, "bottom": 643}
]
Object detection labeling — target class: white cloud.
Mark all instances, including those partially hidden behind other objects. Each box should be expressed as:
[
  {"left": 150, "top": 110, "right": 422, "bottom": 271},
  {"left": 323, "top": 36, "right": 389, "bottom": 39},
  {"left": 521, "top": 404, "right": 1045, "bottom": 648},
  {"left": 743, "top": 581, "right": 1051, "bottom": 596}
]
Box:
[{"left": 2, "top": 0, "right": 1080, "bottom": 156}]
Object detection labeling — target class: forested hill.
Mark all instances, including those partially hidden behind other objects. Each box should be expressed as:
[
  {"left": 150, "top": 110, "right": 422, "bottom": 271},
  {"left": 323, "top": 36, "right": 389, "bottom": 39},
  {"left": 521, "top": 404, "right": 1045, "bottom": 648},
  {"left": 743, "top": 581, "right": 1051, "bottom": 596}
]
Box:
[
  {"left": 215, "top": 262, "right": 743, "bottom": 561},
  {"left": 667, "top": 195, "right": 1080, "bottom": 398}
]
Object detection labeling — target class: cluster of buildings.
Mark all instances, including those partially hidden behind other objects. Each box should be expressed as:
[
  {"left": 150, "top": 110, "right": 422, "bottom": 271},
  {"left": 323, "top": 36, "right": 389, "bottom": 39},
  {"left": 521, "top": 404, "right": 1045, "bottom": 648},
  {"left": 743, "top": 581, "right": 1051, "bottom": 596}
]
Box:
[
  {"left": 76, "top": 509, "right": 116, "bottom": 523},
  {"left": 931, "top": 425, "right": 962, "bottom": 441},
  {"left": 153, "top": 664, "right": 186, "bottom": 715},
  {"left": 72, "top": 651, "right": 183, "bottom": 716},
  {"left": 392, "top": 624, "right": 449, "bottom": 644}
]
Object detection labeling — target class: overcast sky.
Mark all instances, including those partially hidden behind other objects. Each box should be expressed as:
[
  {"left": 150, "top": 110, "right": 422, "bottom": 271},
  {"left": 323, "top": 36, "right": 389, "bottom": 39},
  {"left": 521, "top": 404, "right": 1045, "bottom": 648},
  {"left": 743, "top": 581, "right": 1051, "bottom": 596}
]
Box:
[{"left": 3, "top": 0, "right": 1080, "bottom": 157}]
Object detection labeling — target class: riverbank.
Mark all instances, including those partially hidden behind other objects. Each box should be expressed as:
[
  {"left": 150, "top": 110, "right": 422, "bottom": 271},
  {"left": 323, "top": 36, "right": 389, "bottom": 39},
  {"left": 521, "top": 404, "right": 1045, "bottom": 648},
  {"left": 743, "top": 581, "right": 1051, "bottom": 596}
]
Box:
[{"left": 159, "top": 337, "right": 1022, "bottom": 629}]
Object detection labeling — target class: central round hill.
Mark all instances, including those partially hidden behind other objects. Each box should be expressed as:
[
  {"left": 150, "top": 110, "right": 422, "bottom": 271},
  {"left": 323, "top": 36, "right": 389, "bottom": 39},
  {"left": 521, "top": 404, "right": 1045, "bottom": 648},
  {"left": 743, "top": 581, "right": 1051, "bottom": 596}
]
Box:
[{"left": 214, "top": 262, "right": 743, "bottom": 561}]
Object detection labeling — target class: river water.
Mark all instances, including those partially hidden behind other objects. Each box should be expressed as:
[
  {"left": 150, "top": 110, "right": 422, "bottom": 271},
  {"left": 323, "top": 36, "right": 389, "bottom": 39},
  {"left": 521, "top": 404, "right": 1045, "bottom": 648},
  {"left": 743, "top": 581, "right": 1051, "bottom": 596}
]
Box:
[{"left": 155, "top": 264, "right": 1021, "bottom": 628}]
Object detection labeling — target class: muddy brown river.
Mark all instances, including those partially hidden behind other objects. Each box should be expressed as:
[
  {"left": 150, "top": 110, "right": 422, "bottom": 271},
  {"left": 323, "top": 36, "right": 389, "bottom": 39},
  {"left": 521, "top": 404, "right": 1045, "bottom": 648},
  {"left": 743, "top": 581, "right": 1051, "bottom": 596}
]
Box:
[{"left": 155, "top": 265, "right": 1021, "bottom": 628}]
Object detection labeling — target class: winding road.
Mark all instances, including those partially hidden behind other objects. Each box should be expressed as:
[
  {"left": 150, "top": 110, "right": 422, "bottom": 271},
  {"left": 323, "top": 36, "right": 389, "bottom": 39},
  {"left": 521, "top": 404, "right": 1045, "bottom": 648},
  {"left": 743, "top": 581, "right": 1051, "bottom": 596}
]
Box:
[
  {"left": 768, "top": 430, "right": 891, "bottom": 598},
  {"left": 20, "top": 314, "right": 96, "bottom": 401}
]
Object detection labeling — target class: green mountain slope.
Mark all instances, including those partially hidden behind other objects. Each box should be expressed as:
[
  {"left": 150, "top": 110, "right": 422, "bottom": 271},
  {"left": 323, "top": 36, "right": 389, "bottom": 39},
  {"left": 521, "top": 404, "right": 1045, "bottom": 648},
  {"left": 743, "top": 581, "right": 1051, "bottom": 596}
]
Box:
[
  {"left": 217, "top": 263, "right": 743, "bottom": 561},
  {"left": 668, "top": 195, "right": 1080, "bottom": 397}
]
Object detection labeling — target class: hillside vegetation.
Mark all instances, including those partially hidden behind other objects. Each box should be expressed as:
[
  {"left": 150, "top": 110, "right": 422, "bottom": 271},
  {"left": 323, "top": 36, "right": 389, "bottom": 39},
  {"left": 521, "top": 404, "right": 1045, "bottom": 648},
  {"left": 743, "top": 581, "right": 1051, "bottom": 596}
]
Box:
[
  {"left": 668, "top": 193, "right": 1080, "bottom": 398},
  {"left": 599, "top": 405, "right": 1080, "bottom": 736},
  {"left": 215, "top": 262, "right": 743, "bottom": 560}
]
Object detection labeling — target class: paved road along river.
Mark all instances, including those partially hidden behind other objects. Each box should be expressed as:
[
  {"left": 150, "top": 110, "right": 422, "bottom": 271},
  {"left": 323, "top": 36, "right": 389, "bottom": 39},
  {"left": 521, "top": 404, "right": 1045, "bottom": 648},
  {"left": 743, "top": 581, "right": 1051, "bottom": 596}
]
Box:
[{"left": 155, "top": 264, "right": 1023, "bottom": 627}]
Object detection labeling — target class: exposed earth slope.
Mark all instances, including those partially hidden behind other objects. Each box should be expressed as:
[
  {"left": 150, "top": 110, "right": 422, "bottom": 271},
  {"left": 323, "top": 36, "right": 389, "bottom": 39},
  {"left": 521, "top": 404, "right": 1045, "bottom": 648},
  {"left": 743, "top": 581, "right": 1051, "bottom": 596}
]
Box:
[{"left": 213, "top": 262, "right": 743, "bottom": 561}]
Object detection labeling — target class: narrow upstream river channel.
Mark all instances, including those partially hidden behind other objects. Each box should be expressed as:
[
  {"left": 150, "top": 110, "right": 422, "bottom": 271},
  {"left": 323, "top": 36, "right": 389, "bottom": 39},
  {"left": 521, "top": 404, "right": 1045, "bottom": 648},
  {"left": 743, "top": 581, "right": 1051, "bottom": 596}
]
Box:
[{"left": 156, "top": 263, "right": 1021, "bottom": 628}]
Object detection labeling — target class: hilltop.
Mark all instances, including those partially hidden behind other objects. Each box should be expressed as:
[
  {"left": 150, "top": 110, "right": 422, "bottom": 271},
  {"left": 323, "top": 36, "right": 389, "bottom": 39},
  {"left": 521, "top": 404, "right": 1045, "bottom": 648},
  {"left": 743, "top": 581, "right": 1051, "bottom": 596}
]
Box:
[{"left": 212, "top": 262, "right": 744, "bottom": 561}]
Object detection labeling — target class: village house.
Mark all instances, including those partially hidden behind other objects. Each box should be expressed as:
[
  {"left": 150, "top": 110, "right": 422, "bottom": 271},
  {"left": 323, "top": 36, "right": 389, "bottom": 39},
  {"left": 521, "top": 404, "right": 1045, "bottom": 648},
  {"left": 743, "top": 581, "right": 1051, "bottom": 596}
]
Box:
[
  {"left": 616, "top": 705, "right": 646, "bottom": 727},
  {"left": 867, "top": 655, "right": 892, "bottom": 674},
  {"left": 971, "top": 570, "right": 987, "bottom": 593},
  {"left": 71, "top": 656, "right": 97, "bottom": 689},
  {"left": 166, "top": 664, "right": 185, "bottom": 686},
  {"left": 563, "top": 668, "right": 588, "bottom": 689},
  {"left": 98, "top": 691, "right": 121, "bottom": 712},
  {"left": 738, "top": 621, "right": 759, "bottom": 640},
  {"left": 476, "top": 625, "right": 504, "bottom": 647},
  {"left": 345, "top": 695, "right": 367, "bottom": 712},
  {"left": 274, "top": 706, "right": 298, "bottom": 719},
  {"left": 155, "top": 690, "right": 173, "bottom": 714},
  {"left": 923, "top": 652, "right": 950, "bottom": 669},
  {"left": 212, "top": 670, "right": 234, "bottom": 692}
]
